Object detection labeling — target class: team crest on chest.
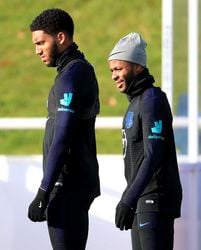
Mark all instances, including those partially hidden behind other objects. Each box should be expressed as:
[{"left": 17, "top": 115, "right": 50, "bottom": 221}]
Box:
[{"left": 125, "top": 111, "right": 134, "bottom": 129}]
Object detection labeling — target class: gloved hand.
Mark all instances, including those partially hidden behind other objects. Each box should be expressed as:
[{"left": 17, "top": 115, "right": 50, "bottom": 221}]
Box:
[
  {"left": 115, "top": 201, "right": 135, "bottom": 230},
  {"left": 28, "top": 188, "right": 48, "bottom": 222}
]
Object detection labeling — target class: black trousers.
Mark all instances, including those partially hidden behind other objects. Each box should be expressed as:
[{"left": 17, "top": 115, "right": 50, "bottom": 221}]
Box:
[
  {"left": 46, "top": 189, "right": 92, "bottom": 250},
  {"left": 131, "top": 212, "right": 175, "bottom": 250}
]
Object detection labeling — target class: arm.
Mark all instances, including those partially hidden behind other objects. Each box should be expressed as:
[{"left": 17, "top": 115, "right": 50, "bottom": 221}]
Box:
[
  {"left": 115, "top": 92, "right": 170, "bottom": 230},
  {"left": 122, "top": 94, "right": 167, "bottom": 207},
  {"left": 28, "top": 65, "right": 79, "bottom": 222}
]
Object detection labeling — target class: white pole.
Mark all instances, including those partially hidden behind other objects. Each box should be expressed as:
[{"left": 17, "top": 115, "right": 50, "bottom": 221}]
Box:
[
  {"left": 162, "top": 0, "right": 173, "bottom": 108},
  {"left": 188, "top": 0, "right": 199, "bottom": 163},
  {"left": 187, "top": 1, "right": 199, "bottom": 250}
]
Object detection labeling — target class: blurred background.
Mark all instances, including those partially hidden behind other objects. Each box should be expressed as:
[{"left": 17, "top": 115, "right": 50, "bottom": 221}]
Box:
[
  {"left": 1, "top": 0, "right": 200, "bottom": 155},
  {"left": 0, "top": 0, "right": 200, "bottom": 249}
]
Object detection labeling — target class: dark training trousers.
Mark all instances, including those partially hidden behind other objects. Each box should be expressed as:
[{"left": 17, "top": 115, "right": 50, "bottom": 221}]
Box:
[
  {"left": 47, "top": 190, "right": 92, "bottom": 250},
  {"left": 131, "top": 212, "right": 175, "bottom": 250}
]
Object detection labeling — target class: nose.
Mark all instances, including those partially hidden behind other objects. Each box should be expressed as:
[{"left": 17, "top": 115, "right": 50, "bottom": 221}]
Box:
[
  {"left": 112, "top": 71, "right": 118, "bottom": 81},
  {"left": 35, "top": 45, "right": 42, "bottom": 55}
]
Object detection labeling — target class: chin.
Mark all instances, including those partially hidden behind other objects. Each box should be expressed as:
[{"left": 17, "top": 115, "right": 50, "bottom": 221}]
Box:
[
  {"left": 46, "top": 61, "right": 56, "bottom": 67},
  {"left": 46, "top": 63, "right": 53, "bottom": 67},
  {"left": 118, "top": 89, "right": 125, "bottom": 93},
  {"left": 118, "top": 86, "right": 126, "bottom": 92}
]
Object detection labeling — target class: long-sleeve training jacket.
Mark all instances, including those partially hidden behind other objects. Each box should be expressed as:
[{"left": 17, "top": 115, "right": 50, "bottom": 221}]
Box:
[
  {"left": 121, "top": 68, "right": 182, "bottom": 218},
  {"left": 40, "top": 43, "right": 100, "bottom": 201}
]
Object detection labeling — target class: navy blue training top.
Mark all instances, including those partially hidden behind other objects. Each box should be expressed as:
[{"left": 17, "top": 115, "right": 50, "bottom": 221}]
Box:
[
  {"left": 40, "top": 44, "right": 100, "bottom": 201},
  {"left": 121, "top": 68, "right": 182, "bottom": 218}
]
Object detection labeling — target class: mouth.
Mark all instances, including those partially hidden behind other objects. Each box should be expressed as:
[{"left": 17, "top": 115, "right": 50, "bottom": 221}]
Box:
[
  {"left": 117, "top": 84, "right": 122, "bottom": 90},
  {"left": 40, "top": 55, "right": 47, "bottom": 62},
  {"left": 115, "top": 80, "right": 127, "bottom": 92},
  {"left": 116, "top": 81, "right": 124, "bottom": 89}
]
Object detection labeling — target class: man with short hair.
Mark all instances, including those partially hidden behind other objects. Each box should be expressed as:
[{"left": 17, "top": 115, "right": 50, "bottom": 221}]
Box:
[
  {"left": 28, "top": 8, "right": 100, "bottom": 250},
  {"left": 108, "top": 32, "right": 182, "bottom": 250}
]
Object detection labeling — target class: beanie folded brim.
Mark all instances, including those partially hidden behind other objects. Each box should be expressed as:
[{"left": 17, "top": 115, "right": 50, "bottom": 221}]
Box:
[
  {"left": 108, "top": 32, "right": 147, "bottom": 67},
  {"left": 108, "top": 50, "right": 146, "bottom": 67}
]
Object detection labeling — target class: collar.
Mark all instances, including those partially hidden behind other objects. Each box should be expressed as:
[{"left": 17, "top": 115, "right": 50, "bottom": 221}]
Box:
[
  {"left": 125, "top": 68, "right": 155, "bottom": 101},
  {"left": 56, "top": 42, "right": 84, "bottom": 73}
]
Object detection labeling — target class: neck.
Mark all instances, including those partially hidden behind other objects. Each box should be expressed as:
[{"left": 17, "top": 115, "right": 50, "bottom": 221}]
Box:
[
  {"left": 56, "top": 42, "right": 83, "bottom": 72},
  {"left": 125, "top": 68, "right": 155, "bottom": 100}
]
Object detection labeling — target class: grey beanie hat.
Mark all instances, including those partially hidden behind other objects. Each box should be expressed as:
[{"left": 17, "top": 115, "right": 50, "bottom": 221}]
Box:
[{"left": 108, "top": 32, "right": 147, "bottom": 67}]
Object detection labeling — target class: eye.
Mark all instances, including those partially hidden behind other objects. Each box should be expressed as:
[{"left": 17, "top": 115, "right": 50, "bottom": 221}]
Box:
[{"left": 36, "top": 41, "right": 45, "bottom": 46}]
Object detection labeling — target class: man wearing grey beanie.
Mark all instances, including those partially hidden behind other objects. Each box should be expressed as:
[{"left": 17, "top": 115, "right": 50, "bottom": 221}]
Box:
[{"left": 108, "top": 32, "right": 182, "bottom": 250}]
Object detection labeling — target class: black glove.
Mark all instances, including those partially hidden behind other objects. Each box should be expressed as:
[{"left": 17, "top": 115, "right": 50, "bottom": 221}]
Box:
[
  {"left": 115, "top": 202, "right": 135, "bottom": 230},
  {"left": 28, "top": 188, "right": 48, "bottom": 222}
]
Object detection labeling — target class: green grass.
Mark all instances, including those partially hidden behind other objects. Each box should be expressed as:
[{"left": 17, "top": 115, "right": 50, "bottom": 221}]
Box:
[
  {"left": 0, "top": 0, "right": 161, "bottom": 154},
  {"left": 0, "top": 129, "right": 122, "bottom": 155},
  {"left": 0, "top": 0, "right": 162, "bottom": 117},
  {"left": 0, "top": 0, "right": 200, "bottom": 154},
  {"left": 0, "top": 130, "right": 43, "bottom": 154}
]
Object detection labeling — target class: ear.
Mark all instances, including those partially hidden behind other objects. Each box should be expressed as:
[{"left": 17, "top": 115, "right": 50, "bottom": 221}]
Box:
[
  {"left": 56, "top": 32, "right": 66, "bottom": 45},
  {"left": 135, "top": 64, "right": 144, "bottom": 74}
]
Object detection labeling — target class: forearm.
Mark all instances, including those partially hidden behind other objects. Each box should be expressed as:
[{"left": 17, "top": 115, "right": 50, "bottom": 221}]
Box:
[
  {"left": 41, "top": 112, "right": 74, "bottom": 192},
  {"left": 121, "top": 158, "right": 154, "bottom": 207}
]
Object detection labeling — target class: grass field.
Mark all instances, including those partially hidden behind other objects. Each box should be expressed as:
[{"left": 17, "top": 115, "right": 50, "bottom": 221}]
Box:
[{"left": 0, "top": 0, "right": 200, "bottom": 154}]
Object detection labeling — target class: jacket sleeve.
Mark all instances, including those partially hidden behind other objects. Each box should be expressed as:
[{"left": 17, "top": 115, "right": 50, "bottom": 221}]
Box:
[
  {"left": 40, "top": 67, "right": 79, "bottom": 192},
  {"left": 121, "top": 93, "right": 170, "bottom": 207}
]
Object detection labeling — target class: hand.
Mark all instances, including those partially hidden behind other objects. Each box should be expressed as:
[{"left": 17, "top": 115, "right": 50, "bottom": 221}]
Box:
[
  {"left": 28, "top": 188, "right": 48, "bottom": 222},
  {"left": 115, "top": 202, "right": 135, "bottom": 230}
]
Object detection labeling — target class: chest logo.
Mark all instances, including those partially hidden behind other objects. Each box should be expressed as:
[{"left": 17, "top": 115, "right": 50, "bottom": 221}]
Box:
[
  {"left": 60, "top": 92, "right": 73, "bottom": 107},
  {"left": 125, "top": 111, "right": 134, "bottom": 129}
]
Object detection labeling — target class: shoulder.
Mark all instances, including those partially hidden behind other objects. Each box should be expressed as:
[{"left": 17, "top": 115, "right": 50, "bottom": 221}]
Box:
[
  {"left": 139, "top": 86, "right": 170, "bottom": 114},
  {"left": 142, "top": 86, "right": 165, "bottom": 98},
  {"left": 59, "top": 60, "right": 95, "bottom": 84},
  {"left": 141, "top": 87, "right": 167, "bottom": 105},
  {"left": 63, "top": 59, "right": 93, "bottom": 75}
]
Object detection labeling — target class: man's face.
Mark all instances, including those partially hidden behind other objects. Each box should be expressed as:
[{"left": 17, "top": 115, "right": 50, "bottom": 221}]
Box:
[
  {"left": 32, "top": 30, "right": 60, "bottom": 67},
  {"left": 108, "top": 60, "right": 138, "bottom": 93}
]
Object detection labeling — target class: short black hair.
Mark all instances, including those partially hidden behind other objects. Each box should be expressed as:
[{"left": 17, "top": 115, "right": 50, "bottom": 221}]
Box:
[{"left": 30, "top": 8, "right": 74, "bottom": 37}]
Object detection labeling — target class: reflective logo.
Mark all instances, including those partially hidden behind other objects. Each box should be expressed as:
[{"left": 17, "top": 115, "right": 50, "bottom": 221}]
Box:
[
  {"left": 60, "top": 92, "right": 73, "bottom": 107},
  {"left": 139, "top": 222, "right": 150, "bottom": 228},
  {"left": 38, "top": 201, "right": 42, "bottom": 208},
  {"left": 58, "top": 92, "right": 75, "bottom": 113},
  {"left": 145, "top": 200, "right": 154, "bottom": 204},
  {"left": 125, "top": 111, "right": 134, "bottom": 129},
  {"left": 151, "top": 120, "right": 162, "bottom": 134},
  {"left": 122, "top": 129, "right": 127, "bottom": 158},
  {"left": 148, "top": 120, "right": 164, "bottom": 140}
]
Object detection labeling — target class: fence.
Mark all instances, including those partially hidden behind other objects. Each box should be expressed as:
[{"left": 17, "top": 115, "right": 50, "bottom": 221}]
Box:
[
  {"left": 0, "top": 116, "right": 201, "bottom": 130},
  {"left": 0, "top": 116, "right": 201, "bottom": 161}
]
